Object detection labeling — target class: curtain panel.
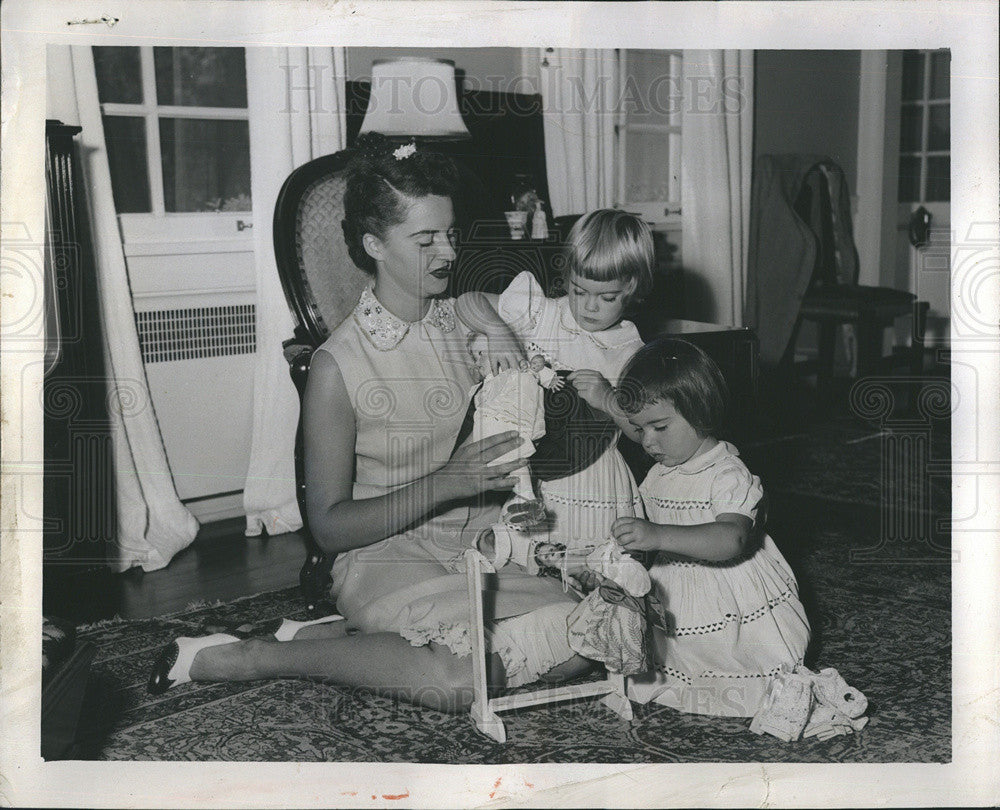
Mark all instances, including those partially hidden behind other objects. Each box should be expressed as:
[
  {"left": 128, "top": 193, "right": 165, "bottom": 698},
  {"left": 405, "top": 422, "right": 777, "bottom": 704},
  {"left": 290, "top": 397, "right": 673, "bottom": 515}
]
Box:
[
  {"left": 69, "top": 46, "right": 199, "bottom": 571},
  {"left": 242, "top": 47, "right": 348, "bottom": 537},
  {"left": 539, "top": 49, "right": 619, "bottom": 218},
  {"left": 681, "top": 50, "right": 754, "bottom": 327}
]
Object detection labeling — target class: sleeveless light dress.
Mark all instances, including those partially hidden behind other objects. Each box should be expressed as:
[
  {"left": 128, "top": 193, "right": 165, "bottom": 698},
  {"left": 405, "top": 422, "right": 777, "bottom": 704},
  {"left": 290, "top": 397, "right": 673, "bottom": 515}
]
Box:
[
  {"left": 496, "top": 271, "right": 645, "bottom": 549},
  {"left": 319, "top": 286, "right": 579, "bottom": 687},
  {"left": 627, "top": 441, "right": 812, "bottom": 717}
]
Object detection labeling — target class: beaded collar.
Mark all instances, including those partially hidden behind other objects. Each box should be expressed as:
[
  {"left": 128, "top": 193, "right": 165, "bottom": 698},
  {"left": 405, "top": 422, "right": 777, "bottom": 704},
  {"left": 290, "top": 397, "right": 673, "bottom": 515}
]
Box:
[
  {"left": 353, "top": 285, "right": 456, "bottom": 351},
  {"left": 557, "top": 297, "right": 640, "bottom": 350}
]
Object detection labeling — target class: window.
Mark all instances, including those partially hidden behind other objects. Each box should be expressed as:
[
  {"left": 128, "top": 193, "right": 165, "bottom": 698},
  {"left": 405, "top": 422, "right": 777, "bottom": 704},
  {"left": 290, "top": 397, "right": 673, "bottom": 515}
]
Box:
[
  {"left": 92, "top": 46, "right": 252, "bottom": 216},
  {"left": 898, "top": 49, "right": 950, "bottom": 203},
  {"left": 616, "top": 50, "right": 682, "bottom": 225}
]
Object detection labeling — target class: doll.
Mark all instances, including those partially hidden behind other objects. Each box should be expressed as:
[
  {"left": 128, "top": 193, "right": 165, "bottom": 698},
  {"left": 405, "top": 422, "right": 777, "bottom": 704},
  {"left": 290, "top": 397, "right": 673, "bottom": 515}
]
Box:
[
  {"left": 469, "top": 337, "right": 546, "bottom": 503},
  {"left": 480, "top": 525, "right": 664, "bottom": 676},
  {"left": 527, "top": 354, "right": 565, "bottom": 391}
]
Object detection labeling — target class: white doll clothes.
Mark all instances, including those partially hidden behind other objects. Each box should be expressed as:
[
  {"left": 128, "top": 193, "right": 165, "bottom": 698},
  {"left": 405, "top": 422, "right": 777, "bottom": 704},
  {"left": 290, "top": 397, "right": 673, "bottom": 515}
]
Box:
[
  {"left": 565, "top": 541, "right": 654, "bottom": 675},
  {"left": 533, "top": 364, "right": 559, "bottom": 389},
  {"left": 496, "top": 271, "right": 645, "bottom": 548},
  {"left": 628, "top": 441, "right": 812, "bottom": 717},
  {"left": 472, "top": 368, "right": 546, "bottom": 500}
]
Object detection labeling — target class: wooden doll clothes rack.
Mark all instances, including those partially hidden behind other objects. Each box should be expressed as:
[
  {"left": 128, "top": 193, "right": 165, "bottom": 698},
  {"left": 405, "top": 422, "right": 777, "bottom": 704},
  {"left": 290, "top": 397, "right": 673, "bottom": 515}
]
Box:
[{"left": 463, "top": 548, "right": 633, "bottom": 742}]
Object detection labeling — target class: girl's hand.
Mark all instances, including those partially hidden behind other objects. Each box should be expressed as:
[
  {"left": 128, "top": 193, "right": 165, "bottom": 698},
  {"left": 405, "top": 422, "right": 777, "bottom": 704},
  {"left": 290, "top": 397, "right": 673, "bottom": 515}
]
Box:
[
  {"left": 567, "top": 369, "right": 614, "bottom": 413},
  {"left": 481, "top": 327, "right": 525, "bottom": 375},
  {"left": 611, "top": 516, "right": 663, "bottom": 552},
  {"left": 572, "top": 568, "right": 602, "bottom": 593},
  {"left": 434, "top": 431, "right": 527, "bottom": 501},
  {"left": 546, "top": 375, "right": 566, "bottom": 392}
]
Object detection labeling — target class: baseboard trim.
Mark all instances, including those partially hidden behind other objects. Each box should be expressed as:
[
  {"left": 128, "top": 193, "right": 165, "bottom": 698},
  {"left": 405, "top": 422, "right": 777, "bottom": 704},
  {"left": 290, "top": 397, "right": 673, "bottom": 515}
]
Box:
[{"left": 185, "top": 492, "right": 245, "bottom": 524}]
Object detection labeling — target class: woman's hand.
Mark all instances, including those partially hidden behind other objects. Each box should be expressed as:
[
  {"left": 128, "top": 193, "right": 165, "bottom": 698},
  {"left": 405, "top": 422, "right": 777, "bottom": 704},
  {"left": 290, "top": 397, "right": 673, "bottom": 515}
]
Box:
[
  {"left": 433, "top": 431, "right": 527, "bottom": 501},
  {"left": 481, "top": 327, "right": 525, "bottom": 375},
  {"left": 567, "top": 369, "right": 614, "bottom": 414},
  {"left": 611, "top": 517, "right": 664, "bottom": 553}
]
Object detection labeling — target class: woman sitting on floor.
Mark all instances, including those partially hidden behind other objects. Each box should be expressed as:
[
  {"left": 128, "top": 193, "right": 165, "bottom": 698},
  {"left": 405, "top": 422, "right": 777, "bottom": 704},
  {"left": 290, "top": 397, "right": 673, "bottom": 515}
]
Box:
[{"left": 147, "top": 133, "right": 595, "bottom": 709}]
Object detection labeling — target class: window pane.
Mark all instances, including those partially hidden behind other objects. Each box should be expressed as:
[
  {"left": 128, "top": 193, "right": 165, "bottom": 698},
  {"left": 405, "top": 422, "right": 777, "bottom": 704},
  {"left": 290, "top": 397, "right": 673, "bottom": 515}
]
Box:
[
  {"left": 93, "top": 47, "right": 142, "bottom": 104},
  {"left": 929, "top": 50, "right": 950, "bottom": 99},
  {"left": 159, "top": 118, "right": 251, "bottom": 212},
  {"left": 101, "top": 116, "right": 151, "bottom": 213},
  {"left": 926, "top": 156, "right": 950, "bottom": 202},
  {"left": 928, "top": 104, "right": 949, "bottom": 151},
  {"left": 899, "top": 105, "right": 923, "bottom": 152},
  {"left": 898, "top": 155, "right": 921, "bottom": 202},
  {"left": 901, "top": 51, "right": 924, "bottom": 101},
  {"left": 154, "top": 48, "right": 247, "bottom": 107},
  {"left": 625, "top": 129, "right": 678, "bottom": 203},
  {"left": 625, "top": 51, "right": 680, "bottom": 128}
]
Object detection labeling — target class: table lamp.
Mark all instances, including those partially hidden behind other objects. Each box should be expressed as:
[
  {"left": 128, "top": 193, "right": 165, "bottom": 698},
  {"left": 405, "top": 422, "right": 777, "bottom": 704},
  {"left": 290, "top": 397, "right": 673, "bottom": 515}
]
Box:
[{"left": 358, "top": 57, "right": 471, "bottom": 141}]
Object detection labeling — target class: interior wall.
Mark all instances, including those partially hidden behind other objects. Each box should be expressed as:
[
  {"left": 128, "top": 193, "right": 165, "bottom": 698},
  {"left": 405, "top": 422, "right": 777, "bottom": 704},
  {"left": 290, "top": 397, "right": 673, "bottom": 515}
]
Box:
[
  {"left": 346, "top": 48, "right": 524, "bottom": 90},
  {"left": 753, "top": 50, "right": 862, "bottom": 361},
  {"left": 754, "top": 50, "right": 861, "bottom": 192}
]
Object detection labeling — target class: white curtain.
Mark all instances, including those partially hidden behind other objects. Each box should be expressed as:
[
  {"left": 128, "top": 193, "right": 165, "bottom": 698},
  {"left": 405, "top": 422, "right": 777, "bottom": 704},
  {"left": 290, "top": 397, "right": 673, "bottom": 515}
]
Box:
[
  {"left": 681, "top": 50, "right": 754, "bottom": 326},
  {"left": 539, "top": 49, "right": 619, "bottom": 218},
  {"left": 69, "top": 47, "right": 199, "bottom": 572},
  {"left": 242, "top": 47, "right": 347, "bottom": 537}
]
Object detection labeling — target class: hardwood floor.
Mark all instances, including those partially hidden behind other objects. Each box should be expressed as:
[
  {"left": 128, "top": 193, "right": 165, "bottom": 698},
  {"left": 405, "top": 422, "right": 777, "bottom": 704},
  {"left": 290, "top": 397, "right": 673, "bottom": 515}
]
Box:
[
  {"left": 43, "top": 519, "right": 306, "bottom": 623},
  {"left": 116, "top": 519, "right": 305, "bottom": 619}
]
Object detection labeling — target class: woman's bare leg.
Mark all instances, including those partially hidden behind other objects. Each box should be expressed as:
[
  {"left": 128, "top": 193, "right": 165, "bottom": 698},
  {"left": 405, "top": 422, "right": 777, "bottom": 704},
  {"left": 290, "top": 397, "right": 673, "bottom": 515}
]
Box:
[
  {"left": 186, "top": 629, "right": 591, "bottom": 711},
  {"left": 188, "top": 633, "right": 479, "bottom": 712},
  {"left": 289, "top": 622, "right": 352, "bottom": 640}
]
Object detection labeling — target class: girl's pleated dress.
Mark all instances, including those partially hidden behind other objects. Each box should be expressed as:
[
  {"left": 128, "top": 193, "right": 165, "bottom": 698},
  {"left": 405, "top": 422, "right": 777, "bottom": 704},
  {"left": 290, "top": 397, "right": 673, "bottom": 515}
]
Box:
[{"left": 628, "top": 441, "right": 811, "bottom": 717}]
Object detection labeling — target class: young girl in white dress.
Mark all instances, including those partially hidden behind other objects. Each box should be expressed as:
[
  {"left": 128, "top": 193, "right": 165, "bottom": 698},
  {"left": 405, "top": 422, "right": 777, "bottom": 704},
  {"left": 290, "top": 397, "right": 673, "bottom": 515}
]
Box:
[
  {"left": 456, "top": 209, "right": 653, "bottom": 551},
  {"left": 612, "top": 337, "right": 812, "bottom": 718}
]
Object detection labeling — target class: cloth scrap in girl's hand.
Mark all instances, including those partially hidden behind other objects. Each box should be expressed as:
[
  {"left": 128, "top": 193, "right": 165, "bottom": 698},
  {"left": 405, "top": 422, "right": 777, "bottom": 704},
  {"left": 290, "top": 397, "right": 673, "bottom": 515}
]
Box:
[{"left": 749, "top": 664, "right": 869, "bottom": 742}]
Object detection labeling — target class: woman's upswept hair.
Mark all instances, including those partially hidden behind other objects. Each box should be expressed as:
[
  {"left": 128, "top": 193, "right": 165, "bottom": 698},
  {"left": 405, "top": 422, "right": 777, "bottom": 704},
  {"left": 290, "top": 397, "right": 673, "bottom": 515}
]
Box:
[
  {"left": 561, "top": 209, "right": 655, "bottom": 304},
  {"left": 341, "top": 132, "right": 461, "bottom": 274},
  {"left": 616, "top": 337, "right": 728, "bottom": 436}
]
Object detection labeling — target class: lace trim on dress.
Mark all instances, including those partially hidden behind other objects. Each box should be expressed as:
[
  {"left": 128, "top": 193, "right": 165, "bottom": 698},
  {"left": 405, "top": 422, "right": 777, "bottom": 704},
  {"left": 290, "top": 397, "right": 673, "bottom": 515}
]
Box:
[
  {"left": 544, "top": 491, "right": 644, "bottom": 509},
  {"left": 658, "top": 665, "right": 786, "bottom": 685},
  {"left": 399, "top": 621, "right": 472, "bottom": 657},
  {"left": 354, "top": 286, "right": 456, "bottom": 351},
  {"left": 672, "top": 587, "right": 798, "bottom": 637},
  {"left": 642, "top": 495, "right": 713, "bottom": 510}
]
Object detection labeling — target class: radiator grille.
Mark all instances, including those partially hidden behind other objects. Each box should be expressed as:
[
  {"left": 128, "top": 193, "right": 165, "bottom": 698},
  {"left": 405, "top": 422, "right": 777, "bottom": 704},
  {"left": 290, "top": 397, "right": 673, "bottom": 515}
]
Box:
[{"left": 135, "top": 305, "right": 256, "bottom": 363}]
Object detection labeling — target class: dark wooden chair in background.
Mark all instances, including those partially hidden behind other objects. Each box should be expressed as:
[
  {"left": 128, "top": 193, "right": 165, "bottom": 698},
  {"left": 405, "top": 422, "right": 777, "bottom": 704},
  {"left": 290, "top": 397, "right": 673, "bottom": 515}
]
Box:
[{"left": 778, "top": 158, "right": 928, "bottom": 394}]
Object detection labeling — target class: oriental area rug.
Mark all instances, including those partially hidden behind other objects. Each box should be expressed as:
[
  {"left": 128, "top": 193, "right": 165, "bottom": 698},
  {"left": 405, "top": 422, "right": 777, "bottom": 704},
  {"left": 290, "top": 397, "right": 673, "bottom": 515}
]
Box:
[{"left": 75, "top": 468, "right": 950, "bottom": 762}]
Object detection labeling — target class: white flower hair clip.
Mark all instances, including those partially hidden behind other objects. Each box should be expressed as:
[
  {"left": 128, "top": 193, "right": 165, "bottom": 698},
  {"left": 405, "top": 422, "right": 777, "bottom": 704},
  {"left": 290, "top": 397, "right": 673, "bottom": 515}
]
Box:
[{"left": 393, "top": 142, "right": 417, "bottom": 161}]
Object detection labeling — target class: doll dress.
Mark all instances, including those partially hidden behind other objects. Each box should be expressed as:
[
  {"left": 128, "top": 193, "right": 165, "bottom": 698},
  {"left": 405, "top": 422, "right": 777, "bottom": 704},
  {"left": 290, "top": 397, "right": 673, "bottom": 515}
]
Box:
[
  {"left": 628, "top": 441, "right": 811, "bottom": 717},
  {"left": 497, "top": 271, "right": 645, "bottom": 549},
  {"left": 319, "top": 285, "right": 581, "bottom": 687}
]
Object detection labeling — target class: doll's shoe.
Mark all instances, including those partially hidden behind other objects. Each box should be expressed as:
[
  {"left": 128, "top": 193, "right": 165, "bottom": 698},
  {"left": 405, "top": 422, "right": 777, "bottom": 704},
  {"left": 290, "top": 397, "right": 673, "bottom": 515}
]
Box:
[
  {"left": 273, "top": 614, "right": 344, "bottom": 641},
  {"left": 477, "top": 523, "right": 537, "bottom": 571},
  {"left": 501, "top": 498, "right": 545, "bottom": 529},
  {"left": 147, "top": 633, "right": 239, "bottom": 695},
  {"left": 810, "top": 666, "right": 868, "bottom": 718}
]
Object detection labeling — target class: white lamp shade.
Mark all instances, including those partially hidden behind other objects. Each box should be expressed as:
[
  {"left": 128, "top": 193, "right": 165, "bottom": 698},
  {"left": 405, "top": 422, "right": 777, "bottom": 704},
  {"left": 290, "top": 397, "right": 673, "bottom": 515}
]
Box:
[{"left": 358, "top": 58, "right": 471, "bottom": 140}]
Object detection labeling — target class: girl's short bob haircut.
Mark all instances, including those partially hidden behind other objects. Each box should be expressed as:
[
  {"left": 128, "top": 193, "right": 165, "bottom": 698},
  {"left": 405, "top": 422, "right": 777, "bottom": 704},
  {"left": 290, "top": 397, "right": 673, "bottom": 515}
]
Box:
[
  {"left": 617, "top": 337, "right": 729, "bottom": 437},
  {"left": 562, "top": 209, "right": 655, "bottom": 305},
  {"left": 341, "top": 132, "right": 461, "bottom": 275}
]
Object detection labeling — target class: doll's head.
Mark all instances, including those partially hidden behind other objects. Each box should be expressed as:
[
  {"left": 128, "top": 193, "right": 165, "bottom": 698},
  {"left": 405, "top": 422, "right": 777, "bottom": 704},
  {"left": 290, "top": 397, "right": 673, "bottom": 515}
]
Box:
[
  {"left": 534, "top": 541, "right": 566, "bottom": 570},
  {"left": 528, "top": 354, "right": 547, "bottom": 373},
  {"left": 561, "top": 209, "right": 655, "bottom": 332},
  {"left": 617, "top": 338, "right": 728, "bottom": 466}
]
